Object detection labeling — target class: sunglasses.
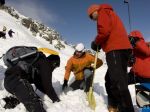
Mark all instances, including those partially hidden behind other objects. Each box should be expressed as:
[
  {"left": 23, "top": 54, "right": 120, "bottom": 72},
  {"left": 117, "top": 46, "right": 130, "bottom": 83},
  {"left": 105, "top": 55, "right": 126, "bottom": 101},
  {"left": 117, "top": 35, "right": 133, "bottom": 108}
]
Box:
[{"left": 76, "top": 51, "right": 83, "bottom": 53}]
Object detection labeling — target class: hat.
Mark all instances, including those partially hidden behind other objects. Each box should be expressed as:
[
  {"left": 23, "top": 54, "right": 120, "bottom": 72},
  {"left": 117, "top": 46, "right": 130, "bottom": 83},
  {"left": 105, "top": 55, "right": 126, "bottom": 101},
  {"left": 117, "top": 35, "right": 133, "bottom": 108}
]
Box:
[
  {"left": 75, "top": 43, "right": 85, "bottom": 52},
  {"left": 47, "top": 54, "right": 60, "bottom": 67},
  {"left": 87, "top": 4, "right": 99, "bottom": 16},
  {"left": 129, "top": 30, "right": 143, "bottom": 39}
]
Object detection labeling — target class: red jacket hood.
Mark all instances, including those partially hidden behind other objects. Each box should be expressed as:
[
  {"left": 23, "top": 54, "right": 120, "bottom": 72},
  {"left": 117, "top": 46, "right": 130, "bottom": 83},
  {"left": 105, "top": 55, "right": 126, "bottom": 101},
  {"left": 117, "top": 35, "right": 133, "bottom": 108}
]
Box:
[
  {"left": 129, "top": 30, "right": 144, "bottom": 39},
  {"left": 99, "top": 4, "right": 113, "bottom": 11}
]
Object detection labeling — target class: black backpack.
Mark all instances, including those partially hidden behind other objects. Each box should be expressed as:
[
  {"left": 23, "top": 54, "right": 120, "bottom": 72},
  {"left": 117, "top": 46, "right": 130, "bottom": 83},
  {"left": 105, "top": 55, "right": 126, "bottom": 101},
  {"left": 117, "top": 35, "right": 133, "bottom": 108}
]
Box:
[{"left": 3, "top": 46, "right": 40, "bottom": 77}]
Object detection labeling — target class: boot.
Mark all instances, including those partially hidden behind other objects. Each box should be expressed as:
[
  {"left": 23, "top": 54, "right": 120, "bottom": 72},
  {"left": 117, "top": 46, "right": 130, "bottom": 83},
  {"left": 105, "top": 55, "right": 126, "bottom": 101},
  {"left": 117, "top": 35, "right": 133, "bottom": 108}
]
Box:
[{"left": 108, "top": 105, "right": 119, "bottom": 112}]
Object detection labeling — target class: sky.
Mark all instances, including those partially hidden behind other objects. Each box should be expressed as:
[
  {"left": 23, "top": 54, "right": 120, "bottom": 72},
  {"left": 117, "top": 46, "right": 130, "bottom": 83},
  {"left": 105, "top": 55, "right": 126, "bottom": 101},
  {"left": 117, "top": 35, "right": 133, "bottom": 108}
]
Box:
[
  {"left": 0, "top": 10, "right": 139, "bottom": 112},
  {"left": 6, "top": 0, "right": 150, "bottom": 49}
]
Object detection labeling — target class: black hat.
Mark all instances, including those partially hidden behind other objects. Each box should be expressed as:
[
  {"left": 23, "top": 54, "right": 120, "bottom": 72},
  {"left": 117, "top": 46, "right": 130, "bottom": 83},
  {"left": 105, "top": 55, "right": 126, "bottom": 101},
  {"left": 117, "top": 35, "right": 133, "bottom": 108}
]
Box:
[{"left": 47, "top": 54, "right": 60, "bottom": 67}]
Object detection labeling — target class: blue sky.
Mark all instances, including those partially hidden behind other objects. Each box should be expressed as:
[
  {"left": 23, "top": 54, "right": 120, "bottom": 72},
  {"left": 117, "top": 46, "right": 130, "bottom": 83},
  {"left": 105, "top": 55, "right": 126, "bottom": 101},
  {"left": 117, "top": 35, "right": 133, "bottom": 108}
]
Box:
[{"left": 7, "top": 0, "right": 150, "bottom": 48}]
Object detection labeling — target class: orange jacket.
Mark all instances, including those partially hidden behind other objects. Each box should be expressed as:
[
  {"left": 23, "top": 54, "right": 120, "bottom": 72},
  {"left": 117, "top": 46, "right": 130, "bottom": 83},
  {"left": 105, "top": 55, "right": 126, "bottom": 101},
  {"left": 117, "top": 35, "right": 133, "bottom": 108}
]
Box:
[
  {"left": 129, "top": 30, "right": 150, "bottom": 78},
  {"left": 64, "top": 52, "right": 103, "bottom": 80},
  {"left": 94, "top": 4, "right": 132, "bottom": 53}
]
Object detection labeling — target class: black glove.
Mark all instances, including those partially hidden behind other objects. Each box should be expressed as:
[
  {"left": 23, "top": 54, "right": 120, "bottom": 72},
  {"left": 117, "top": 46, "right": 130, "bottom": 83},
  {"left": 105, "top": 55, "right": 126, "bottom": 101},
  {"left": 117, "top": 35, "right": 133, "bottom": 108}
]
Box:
[
  {"left": 129, "top": 36, "right": 140, "bottom": 48},
  {"left": 128, "top": 53, "right": 136, "bottom": 67},
  {"left": 3, "top": 96, "right": 20, "bottom": 109},
  {"left": 91, "top": 41, "right": 101, "bottom": 51},
  {"left": 62, "top": 79, "right": 68, "bottom": 91},
  {"left": 53, "top": 98, "right": 60, "bottom": 103}
]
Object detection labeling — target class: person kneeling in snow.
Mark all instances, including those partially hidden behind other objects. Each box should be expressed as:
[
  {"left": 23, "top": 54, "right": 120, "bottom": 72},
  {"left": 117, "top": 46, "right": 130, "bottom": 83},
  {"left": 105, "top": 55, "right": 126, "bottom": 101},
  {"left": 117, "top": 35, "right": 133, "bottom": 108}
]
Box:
[
  {"left": 3, "top": 46, "right": 60, "bottom": 112},
  {"left": 128, "top": 30, "right": 150, "bottom": 84},
  {"left": 62, "top": 43, "right": 103, "bottom": 92}
]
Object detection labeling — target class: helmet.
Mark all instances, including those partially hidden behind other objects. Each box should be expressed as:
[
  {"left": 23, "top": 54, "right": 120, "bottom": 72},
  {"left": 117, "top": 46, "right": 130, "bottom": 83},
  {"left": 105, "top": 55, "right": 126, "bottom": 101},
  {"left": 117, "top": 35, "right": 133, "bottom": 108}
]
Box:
[{"left": 75, "top": 43, "right": 85, "bottom": 52}]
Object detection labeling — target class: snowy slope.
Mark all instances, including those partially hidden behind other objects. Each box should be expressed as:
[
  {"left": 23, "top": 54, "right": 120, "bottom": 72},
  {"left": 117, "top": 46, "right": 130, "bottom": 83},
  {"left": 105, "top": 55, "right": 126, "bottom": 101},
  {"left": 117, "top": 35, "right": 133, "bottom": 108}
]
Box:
[{"left": 0, "top": 10, "right": 138, "bottom": 112}]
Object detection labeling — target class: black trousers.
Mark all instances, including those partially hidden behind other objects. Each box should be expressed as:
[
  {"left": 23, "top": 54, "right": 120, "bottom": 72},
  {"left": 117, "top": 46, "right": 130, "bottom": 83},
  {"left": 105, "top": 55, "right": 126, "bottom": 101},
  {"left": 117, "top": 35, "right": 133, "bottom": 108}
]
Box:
[
  {"left": 69, "top": 68, "right": 93, "bottom": 92},
  {"left": 105, "top": 50, "right": 134, "bottom": 112},
  {"left": 4, "top": 66, "right": 46, "bottom": 112},
  {"left": 128, "top": 72, "right": 150, "bottom": 84}
]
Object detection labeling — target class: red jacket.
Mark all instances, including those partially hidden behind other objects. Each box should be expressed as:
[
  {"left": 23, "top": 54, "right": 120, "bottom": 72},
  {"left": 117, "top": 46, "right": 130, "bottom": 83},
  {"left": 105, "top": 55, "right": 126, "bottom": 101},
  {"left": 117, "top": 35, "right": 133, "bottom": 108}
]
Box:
[
  {"left": 129, "top": 30, "right": 150, "bottom": 78},
  {"left": 94, "top": 4, "right": 132, "bottom": 53}
]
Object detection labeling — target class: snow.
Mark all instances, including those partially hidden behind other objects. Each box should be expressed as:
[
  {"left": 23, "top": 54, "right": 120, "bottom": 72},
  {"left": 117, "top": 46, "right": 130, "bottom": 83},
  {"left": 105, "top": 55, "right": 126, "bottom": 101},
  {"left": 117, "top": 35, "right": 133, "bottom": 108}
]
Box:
[{"left": 0, "top": 10, "right": 138, "bottom": 112}]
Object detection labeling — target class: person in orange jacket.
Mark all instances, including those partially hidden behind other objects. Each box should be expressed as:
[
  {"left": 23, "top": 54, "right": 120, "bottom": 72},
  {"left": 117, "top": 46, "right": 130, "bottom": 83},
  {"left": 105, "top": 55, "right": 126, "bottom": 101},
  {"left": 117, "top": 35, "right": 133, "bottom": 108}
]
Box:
[
  {"left": 62, "top": 43, "right": 103, "bottom": 92},
  {"left": 128, "top": 30, "right": 150, "bottom": 84},
  {"left": 87, "top": 4, "right": 134, "bottom": 112}
]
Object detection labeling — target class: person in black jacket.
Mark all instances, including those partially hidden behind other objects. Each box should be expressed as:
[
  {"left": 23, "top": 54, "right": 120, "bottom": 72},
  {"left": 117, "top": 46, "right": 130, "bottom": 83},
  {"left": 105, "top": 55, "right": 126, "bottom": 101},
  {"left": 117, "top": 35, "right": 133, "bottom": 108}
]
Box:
[
  {"left": 8, "top": 29, "right": 15, "bottom": 37},
  {"left": 0, "top": 0, "right": 5, "bottom": 6},
  {"left": 4, "top": 51, "right": 60, "bottom": 112}
]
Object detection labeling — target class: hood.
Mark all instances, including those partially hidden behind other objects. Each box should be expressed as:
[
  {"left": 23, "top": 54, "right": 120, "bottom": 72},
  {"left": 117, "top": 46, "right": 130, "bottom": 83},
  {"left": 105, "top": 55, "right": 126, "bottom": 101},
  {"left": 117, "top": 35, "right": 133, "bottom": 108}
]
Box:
[
  {"left": 99, "top": 4, "right": 113, "bottom": 11},
  {"left": 129, "top": 30, "right": 144, "bottom": 39}
]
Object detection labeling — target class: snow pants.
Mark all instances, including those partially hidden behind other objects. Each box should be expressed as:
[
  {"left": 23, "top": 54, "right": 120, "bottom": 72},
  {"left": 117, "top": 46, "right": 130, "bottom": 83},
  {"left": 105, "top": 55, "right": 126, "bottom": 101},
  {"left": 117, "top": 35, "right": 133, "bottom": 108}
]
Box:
[
  {"left": 128, "top": 71, "right": 150, "bottom": 84},
  {"left": 4, "top": 66, "right": 46, "bottom": 112},
  {"left": 105, "top": 50, "right": 134, "bottom": 112},
  {"left": 69, "top": 68, "right": 93, "bottom": 92}
]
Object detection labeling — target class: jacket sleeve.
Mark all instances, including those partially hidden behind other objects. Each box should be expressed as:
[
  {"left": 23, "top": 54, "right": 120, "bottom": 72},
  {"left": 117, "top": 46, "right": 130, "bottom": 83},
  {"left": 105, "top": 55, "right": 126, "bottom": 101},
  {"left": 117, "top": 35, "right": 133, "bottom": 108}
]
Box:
[
  {"left": 135, "top": 40, "right": 150, "bottom": 57},
  {"left": 64, "top": 58, "right": 72, "bottom": 81},
  {"left": 95, "top": 9, "right": 112, "bottom": 45},
  {"left": 38, "top": 60, "right": 59, "bottom": 102}
]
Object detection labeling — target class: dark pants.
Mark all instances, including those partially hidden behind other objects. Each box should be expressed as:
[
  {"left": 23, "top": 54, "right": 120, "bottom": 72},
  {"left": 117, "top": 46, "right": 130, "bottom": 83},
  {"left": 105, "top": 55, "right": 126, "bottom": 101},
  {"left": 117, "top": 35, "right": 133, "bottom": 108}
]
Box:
[
  {"left": 4, "top": 66, "right": 46, "bottom": 112},
  {"left": 128, "top": 72, "right": 150, "bottom": 84},
  {"left": 105, "top": 50, "right": 134, "bottom": 112},
  {"left": 69, "top": 68, "right": 93, "bottom": 92}
]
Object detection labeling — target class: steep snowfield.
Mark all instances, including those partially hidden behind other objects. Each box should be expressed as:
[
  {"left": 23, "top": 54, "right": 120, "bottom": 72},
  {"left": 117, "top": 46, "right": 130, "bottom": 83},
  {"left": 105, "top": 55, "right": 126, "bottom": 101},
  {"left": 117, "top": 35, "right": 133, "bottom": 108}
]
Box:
[{"left": 0, "top": 10, "right": 138, "bottom": 112}]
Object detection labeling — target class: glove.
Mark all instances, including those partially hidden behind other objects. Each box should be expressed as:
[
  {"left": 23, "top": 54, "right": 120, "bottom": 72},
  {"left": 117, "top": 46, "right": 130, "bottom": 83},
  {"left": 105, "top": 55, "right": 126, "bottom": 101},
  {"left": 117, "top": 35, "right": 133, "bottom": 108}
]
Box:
[
  {"left": 91, "top": 41, "right": 101, "bottom": 51},
  {"left": 53, "top": 98, "right": 60, "bottom": 103},
  {"left": 3, "top": 96, "right": 20, "bottom": 109},
  {"left": 128, "top": 53, "right": 136, "bottom": 67},
  {"left": 62, "top": 79, "right": 68, "bottom": 91},
  {"left": 129, "top": 37, "right": 140, "bottom": 48}
]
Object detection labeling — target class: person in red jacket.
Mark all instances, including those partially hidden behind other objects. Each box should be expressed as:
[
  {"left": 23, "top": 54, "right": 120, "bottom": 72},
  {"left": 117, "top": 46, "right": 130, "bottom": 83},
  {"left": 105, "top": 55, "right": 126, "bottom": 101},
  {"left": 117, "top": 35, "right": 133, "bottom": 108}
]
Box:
[
  {"left": 87, "top": 4, "right": 134, "bottom": 112},
  {"left": 128, "top": 30, "right": 150, "bottom": 84}
]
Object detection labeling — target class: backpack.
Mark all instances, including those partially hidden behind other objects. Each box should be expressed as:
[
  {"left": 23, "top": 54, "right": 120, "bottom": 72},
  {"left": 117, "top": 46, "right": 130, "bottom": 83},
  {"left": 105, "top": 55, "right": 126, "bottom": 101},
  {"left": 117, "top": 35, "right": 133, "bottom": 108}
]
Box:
[
  {"left": 3, "top": 46, "right": 40, "bottom": 77},
  {"left": 135, "top": 83, "right": 150, "bottom": 111}
]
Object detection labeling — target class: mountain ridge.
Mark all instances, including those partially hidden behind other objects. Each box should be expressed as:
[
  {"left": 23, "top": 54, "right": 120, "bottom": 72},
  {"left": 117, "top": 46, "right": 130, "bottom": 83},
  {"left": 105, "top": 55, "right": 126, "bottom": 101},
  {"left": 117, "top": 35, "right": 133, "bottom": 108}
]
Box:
[{"left": 0, "top": 5, "right": 66, "bottom": 50}]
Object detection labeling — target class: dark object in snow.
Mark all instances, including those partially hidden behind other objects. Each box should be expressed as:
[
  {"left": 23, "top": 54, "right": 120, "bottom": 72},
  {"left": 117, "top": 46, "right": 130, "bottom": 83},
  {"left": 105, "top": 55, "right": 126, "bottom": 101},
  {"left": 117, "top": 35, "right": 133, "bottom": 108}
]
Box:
[
  {"left": 0, "top": 31, "right": 6, "bottom": 39},
  {"left": 8, "top": 29, "right": 15, "bottom": 37},
  {"left": 3, "top": 96, "right": 20, "bottom": 109}
]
